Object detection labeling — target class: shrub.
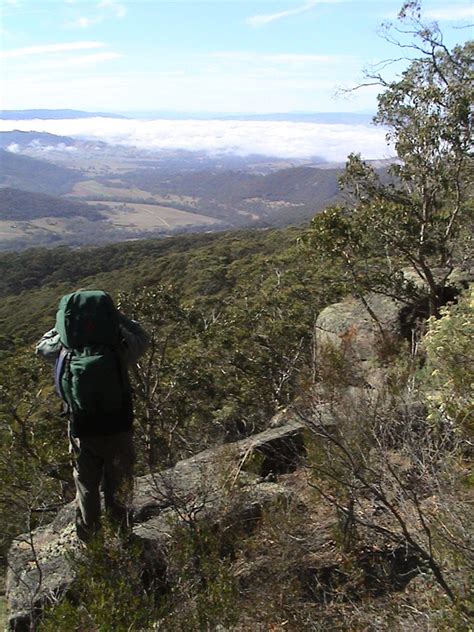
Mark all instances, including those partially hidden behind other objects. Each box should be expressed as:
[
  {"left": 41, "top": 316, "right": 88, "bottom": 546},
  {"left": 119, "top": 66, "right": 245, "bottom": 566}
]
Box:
[{"left": 423, "top": 286, "right": 474, "bottom": 438}]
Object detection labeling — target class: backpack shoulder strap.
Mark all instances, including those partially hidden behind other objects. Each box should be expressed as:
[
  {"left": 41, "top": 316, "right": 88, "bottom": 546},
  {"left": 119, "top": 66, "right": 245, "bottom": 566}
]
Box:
[{"left": 54, "top": 346, "right": 71, "bottom": 400}]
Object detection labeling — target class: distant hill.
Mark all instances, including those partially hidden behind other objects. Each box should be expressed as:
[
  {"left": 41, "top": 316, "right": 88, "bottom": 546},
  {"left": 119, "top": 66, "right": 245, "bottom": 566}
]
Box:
[
  {"left": 245, "top": 166, "right": 343, "bottom": 203},
  {"left": 120, "top": 164, "right": 345, "bottom": 225},
  {"left": 0, "top": 149, "right": 84, "bottom": 195},
  {"left": 118, "top": 111, "right": 374, "bottom": 125},
  {"left": 0, "top": 187, "right": 106, "bottom": 221},
  {"left": 0, "top": 109, "right": 126, "bottom": 120},
  {"left": 216, "top": 112, "right": 375, "bottom": 125},
  {"left": 121, "top": 165, "right": 343, "bottom": 203},
  {"left": 0, "top": 130, "right": 76, "bottom": 148}
]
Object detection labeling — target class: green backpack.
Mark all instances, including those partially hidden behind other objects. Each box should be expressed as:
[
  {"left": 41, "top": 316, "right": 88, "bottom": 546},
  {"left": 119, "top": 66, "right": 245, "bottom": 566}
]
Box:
[{"left": 55, "top": 290, "right": 133, "bottom": 435}]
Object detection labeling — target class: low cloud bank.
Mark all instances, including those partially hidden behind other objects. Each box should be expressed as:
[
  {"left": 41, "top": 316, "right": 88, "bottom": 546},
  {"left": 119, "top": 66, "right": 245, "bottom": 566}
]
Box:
[{"left": 0, "top": 117, "right": 391, "bottom": 162}]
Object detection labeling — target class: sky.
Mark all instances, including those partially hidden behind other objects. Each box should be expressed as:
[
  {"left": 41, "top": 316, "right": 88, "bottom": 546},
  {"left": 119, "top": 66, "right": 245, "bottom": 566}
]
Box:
[
  {"left": 1, "top": 0, "right": 472, "bottom": 114},
  {"left": 0, "top": 1, "right": 472, "bottom": 161}
]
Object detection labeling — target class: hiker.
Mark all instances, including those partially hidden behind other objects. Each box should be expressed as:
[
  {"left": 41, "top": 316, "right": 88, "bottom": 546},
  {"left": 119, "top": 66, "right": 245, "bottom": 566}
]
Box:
[{"left": 36, "top": 289, "right": 149, "bottom": 543}]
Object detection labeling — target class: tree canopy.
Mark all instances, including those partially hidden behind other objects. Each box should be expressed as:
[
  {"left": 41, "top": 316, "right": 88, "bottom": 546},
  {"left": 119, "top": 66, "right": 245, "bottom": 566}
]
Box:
[{"left": 309, "top": 1, "right": 473, "bottom": 315}]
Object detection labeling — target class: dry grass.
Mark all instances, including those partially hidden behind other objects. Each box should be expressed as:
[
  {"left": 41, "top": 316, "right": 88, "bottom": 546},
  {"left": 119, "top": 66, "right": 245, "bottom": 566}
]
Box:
[
  {"left": 70, "top": 180, "right": 199, "bottom": 208},
  {"left": 70, "top": 180, "right": 159, "bottom": 200},
  {"left": 94, "top": 201, "right": 219, "bottom": 230}
]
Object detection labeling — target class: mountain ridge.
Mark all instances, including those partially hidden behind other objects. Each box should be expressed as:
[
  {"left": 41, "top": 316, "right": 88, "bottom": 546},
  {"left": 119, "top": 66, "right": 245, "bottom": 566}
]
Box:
[{"left": 0, "top": 109, "right": 127, "bottom": 120}]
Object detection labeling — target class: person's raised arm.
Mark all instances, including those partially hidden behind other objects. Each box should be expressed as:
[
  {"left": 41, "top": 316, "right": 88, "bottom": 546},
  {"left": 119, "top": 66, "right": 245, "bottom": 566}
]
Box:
[
  {"left": 118, "top": 314, "right": 150, "bottom": 364},
  {"left": 35, "top": 328, "right": 62, "bottom": 363}
]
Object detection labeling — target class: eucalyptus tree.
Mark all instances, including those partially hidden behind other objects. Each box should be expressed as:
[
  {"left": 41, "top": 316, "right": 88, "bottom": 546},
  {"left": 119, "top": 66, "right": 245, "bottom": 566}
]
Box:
[{"left": 309, "top": 1, "right": 473, "bottom": 316}]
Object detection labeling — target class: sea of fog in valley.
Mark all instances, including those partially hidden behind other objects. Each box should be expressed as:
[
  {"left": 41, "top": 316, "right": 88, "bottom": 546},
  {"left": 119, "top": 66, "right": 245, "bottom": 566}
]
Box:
[{"left": 0, "top": 116, "right": 390, "bottom": 163}]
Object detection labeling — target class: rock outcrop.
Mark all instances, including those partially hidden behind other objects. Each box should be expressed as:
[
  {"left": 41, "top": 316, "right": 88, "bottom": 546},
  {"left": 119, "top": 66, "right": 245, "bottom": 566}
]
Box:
[
  {"left": 6, "top": 421, "right": 306, "bottom": 630},
  {"left": 314, "top": 292, "right": 402, "bottom": 388},
  {"left": 314, "top": 268, "right": 472, "bottom": 387}
]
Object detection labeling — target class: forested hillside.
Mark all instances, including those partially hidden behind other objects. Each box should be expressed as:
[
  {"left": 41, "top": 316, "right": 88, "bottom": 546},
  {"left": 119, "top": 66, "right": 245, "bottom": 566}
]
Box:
[
  {"left": 0, "top": 228, "right": 323, "bottom": 347},
  {"left": 1, "top": 5, "right": 473, "bottom": 630},
  {"left": 120, "top": 165, "right": 344, "bottom": 210},
  {"left": 0, "top": 149, "right": 84, "bottom": 195},
  {"left": 0, "top": 187, "right": 106, "bottom": 221}
]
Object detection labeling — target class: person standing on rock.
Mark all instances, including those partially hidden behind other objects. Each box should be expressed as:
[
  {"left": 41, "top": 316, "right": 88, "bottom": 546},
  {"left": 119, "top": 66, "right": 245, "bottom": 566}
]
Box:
[{"left": 36, "top": 289, "right": 149, "bottom": 543}]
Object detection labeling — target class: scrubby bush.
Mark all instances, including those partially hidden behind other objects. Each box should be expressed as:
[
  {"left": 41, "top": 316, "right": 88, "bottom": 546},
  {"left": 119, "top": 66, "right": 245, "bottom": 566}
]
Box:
[{"left": 423, "top": 286, "right": 474, "bottom": 438}]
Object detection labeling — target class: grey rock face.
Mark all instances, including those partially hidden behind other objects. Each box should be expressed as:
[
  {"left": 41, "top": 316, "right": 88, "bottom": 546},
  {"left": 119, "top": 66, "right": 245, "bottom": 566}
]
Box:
[
  {"left": 6, "top": 421, "right": 305, "bottom": 630},
  {"left": 315, "top": 293, "right": 401, "bottom": 359},
  {"left": 401, "top": 265, "right": 474, "bottom": 293},
  {"left": 315, "top": 269, "right": 473, "bottom": 375},
  {"left": 315, "top": 293, "right": 402, "bottom": 388}
]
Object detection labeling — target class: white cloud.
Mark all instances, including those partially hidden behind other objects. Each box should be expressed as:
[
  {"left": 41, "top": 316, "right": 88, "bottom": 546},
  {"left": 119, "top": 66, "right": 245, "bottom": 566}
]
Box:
[
  {"left": 0, "top": 41, "right": 105, "bottom": 59},
  {"left": 64, "top": 0, "right": 127, "bottom": 28},
  {"left": 30, "top": 141, "right": 78, "bottom": 153},
  {"left": 6, "top": 143, "right": 20, "bottom": 153},
  {"left": 425, "top": 5, "right": 474, "bottom": 21},
  {"left": 115, "top": 5, "right": 127, "bottom": 19},
  {"left": 2, "top": 40, "right": 123, "bottom": 75},
  {"left": 28, "top": 51, "right": 123, "bottom": 71},
  {"left": 67, "top": 16, "right": 102, "bottom": 28},
  {"left": 0, "top": 118, "right": 390, "bottom": 162},
  {"left": 98, "top": 0, "right": 127, "bottom": 19},
  {"left": 200, "top": 50, "right": 359, "bottom": 87},
  {"left": 246, "top": 0, "right": 340, "bottom": 27}
]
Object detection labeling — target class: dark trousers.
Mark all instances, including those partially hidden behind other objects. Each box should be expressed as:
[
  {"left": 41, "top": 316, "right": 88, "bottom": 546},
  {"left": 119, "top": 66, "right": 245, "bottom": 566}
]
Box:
[{"left": 69, "top": 430, "right": 135, "bottom": 542}]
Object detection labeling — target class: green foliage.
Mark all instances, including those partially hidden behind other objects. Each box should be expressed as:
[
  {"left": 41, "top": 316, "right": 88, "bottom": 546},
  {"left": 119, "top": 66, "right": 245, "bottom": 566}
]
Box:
[
  {"left": 0, "top": 228, "right": 304, "bottom": 343},
  {"left": 40, "top": 535, "right": 158, "bottom": 632},
  {"left": 157, "top": 521, "right": 239, "bottom": 631},
  {"left": 304, "top": 351, "right": 473, "bottom": 612},
  {"left": 375, "top": 28, "right": 472, "bottom": 209},
  {"left": 306, "top": 9, "right": 473, "bottom": 314},
  {"left": 117, "top": 245, "right": 328, "bottom": 469},
  {"left": 0, "top": 350, "right": 72, "bottom": 565},
  {"left": 423, "top": 286, "right": 474, "bottom": 436},
  {"left": 41, "top": 521, "right": 240, "bottom": 632},
  {"left": 0, "top": 226, "right": 336, "bottom": 569},
  {"left": 315, "top": 340, "right": 354, "bottom": 391},
  {"left": 117, "top": 285, "right": 203, "bottom": 468}
]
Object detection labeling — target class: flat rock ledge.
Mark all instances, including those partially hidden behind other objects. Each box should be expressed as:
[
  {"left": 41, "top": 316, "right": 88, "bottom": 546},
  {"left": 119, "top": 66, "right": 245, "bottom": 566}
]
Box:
[{"left": 6, "top": 420, "right": 306, "bottom": 631}]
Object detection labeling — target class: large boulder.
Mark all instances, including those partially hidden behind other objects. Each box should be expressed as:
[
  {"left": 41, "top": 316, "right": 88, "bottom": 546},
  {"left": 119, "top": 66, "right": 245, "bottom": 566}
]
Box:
[
  {"left": 315, "top": 293, "right": 402, "bottom": 387},
  {"left": 316, "top": 293, "right": 401, "bottom": 358},
  {"left": 401, "top": 265, "right": 474, "bottom": 294},
  {"left": 6, "top": 421, "right": 306, "bottom": 631},
  {"left": 314, "top": 268, "right": 473, "bottom": 389}
]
